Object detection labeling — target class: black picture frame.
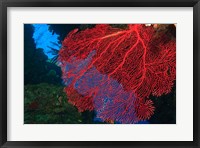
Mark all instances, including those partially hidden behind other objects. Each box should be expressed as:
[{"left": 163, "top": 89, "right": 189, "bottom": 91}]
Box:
[{"left": 0, "top": 0, "right": 199, "bottom": 147}]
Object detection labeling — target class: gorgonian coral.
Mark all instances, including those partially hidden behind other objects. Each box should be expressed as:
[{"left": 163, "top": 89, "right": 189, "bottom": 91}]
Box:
[{"left": 58, "top": 24, "right": 176, "bottom": 123}]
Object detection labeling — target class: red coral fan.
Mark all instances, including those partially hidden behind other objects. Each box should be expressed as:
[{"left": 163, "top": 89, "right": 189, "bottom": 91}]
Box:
[
  {"left": 134, "top": 99, "right": 155, "bottom": 121},
  {"left": 59, "top": 24, "right": 176, "bottom": 123}
]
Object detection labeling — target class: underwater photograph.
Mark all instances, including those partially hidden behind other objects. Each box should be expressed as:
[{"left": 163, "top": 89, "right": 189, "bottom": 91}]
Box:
[{"left": 24, "top": 24, "right": 176, "bottom": 124}]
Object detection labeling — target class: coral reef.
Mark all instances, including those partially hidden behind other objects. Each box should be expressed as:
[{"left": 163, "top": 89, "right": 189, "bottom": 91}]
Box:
[{"left": 24, "top": 83, "right": 83, "bottom": 124}]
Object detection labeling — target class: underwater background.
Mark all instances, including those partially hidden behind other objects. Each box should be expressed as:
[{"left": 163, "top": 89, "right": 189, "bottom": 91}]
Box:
[{"left": 24, "top": 24, "right": 176, "bottom": 124}]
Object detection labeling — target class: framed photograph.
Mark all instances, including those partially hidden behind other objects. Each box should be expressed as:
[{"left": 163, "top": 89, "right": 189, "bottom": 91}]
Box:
[{"left": 0, "top": 0, "right": 199, "bottom": 147}]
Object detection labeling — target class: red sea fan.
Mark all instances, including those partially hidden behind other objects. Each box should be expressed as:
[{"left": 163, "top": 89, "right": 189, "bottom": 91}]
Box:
[
  {"left": 134, "top": 99, "right": 155, "bottom": 121},
  {"left": 59, "top": 24, "right": 176, "bottom": 123}
]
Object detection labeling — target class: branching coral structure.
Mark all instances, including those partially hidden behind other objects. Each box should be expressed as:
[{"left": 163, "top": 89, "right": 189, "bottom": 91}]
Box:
[{"left": 58, "top": 24, "right": 176, "bottom": 123}]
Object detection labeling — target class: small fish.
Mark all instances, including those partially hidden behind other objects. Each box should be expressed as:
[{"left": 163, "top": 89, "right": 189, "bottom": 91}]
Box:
[{"left": 58, "top": 96, "right": 63, "bottom": 105}]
